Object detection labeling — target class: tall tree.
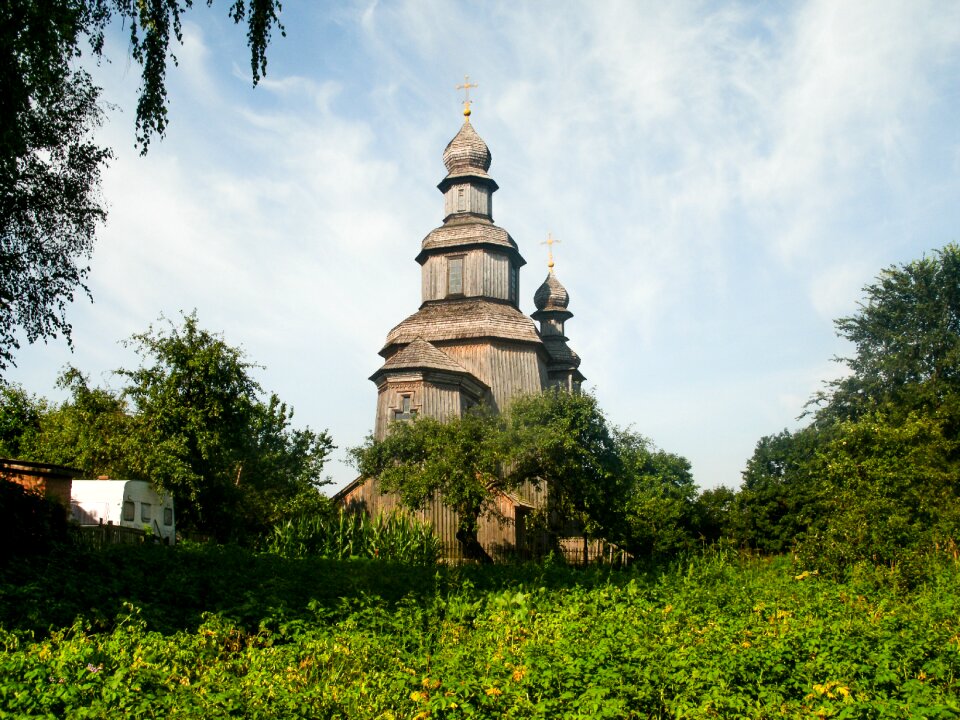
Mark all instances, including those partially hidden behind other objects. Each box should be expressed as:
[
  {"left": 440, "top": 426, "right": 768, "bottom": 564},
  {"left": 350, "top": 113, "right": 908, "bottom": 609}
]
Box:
[
  {"left": 815, "top": 243, "right": 960, "bottom": 422},
  {"left": 118, "top": 311, "right": 333, "bottom": 540},
  {"left": 0, "top": 1, "right": 283, "bottom": 370}
]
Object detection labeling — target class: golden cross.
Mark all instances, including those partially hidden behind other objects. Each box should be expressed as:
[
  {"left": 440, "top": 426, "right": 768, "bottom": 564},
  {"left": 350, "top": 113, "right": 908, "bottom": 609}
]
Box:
[
  {"left": 456, "top": 75, "right": 478, "bottom": 118},
  {"left": 540, "top": 232, "right": 560, "bottom": 273}
]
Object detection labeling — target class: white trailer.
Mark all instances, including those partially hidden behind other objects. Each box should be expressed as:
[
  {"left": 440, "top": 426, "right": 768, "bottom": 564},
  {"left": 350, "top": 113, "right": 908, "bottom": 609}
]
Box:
[{"left": 70, "top": 479, "right": 176, "bottom": 545}]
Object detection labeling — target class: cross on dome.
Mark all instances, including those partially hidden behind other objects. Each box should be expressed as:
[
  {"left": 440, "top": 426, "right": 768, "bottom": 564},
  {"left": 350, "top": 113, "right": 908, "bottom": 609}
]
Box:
[
  {"left": 456, "top": 75, "right": 478, "bottom": 118},
  {"left": 541, "top": 232, "right": 560, "bottom": 273}
]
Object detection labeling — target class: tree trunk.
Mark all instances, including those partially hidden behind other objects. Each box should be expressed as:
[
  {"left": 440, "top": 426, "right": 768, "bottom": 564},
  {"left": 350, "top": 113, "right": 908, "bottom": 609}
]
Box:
[{"left": 456, "top": 510, "right": 493, "bottom": 563}]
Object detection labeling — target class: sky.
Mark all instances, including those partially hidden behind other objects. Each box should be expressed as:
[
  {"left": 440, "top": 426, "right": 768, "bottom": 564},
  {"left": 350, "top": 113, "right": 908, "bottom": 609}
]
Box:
[{"left": 8, "top": 0, "right": 960, "bottom": 493}]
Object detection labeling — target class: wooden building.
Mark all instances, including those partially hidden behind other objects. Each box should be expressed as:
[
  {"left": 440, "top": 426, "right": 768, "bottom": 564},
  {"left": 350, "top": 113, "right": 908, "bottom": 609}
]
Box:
[
  {"left": 0, "top": 458, "right": 80, "bottom": 506},
  {"left": 338, "top": 104, "right": 591, "bottom": 561}
]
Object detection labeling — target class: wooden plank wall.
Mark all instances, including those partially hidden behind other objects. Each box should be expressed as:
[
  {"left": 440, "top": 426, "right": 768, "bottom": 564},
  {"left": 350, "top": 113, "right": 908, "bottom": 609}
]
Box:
[
  {"left": 422, "top": 250, "right": 512, "bottom": 302},
  {"left": 443, "top": 183, "right": 491, "bottom": 218}
]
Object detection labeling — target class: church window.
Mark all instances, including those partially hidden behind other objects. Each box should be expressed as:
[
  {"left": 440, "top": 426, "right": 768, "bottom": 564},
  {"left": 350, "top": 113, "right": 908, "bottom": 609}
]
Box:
[
  {"left": 457, "top": 187, "right": 466, "bottom": 212},
  {"left": 447, "top": 256, "right": 464, "bottom": 296},
  {"left": 394, "top": 395, "right": 417, "bottom": 422},
  {"left": 509, "top": 266, "right": 518, "bottom": 303}
]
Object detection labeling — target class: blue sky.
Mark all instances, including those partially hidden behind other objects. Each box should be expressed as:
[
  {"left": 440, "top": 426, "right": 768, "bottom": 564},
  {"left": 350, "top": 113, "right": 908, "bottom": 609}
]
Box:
[{"left": 9, "top": 1, "right": 960, "bottom": 492}]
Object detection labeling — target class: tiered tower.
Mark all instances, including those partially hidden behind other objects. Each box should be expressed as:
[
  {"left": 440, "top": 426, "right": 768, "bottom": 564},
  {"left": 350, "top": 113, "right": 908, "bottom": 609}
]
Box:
[{"left": 369, "top": 102, "right": 584, "bottom": 439}]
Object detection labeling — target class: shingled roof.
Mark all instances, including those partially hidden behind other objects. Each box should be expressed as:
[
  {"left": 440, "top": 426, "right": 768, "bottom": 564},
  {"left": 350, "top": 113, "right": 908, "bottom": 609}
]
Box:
[
  {"left": 417, "top": 218, "right": 522, "bottom": 263},
  {"left": 382, "top": 299, "right": 543, "bottom": 353},
  {"left": 379, "top": 338, "right": 471, "bottom": 374}
]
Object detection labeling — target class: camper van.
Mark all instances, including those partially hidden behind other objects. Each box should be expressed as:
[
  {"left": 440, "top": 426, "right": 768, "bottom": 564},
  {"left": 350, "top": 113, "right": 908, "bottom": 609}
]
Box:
[{"left": 71, "top": 479, "right": 176, "bottom": 544}]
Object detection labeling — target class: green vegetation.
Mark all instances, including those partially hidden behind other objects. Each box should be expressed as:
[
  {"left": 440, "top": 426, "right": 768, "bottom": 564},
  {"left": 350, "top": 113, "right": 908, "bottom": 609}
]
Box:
[
  {"left": 265, "top": 511, "right": 442, "bottom": 565},
  {"left": 0, "top": 312, "right": 334, "bottom": 542},
  {"left": 1, "top": 542, "right": 958, "bottom": 718},
  {"left": 352, "top": 390, "right": 700, "bottom": 561},
  {"left": 731, "top": 244, "right": 960, "bottom": 576},
  {"left": 1, "top": 1, "right": 284, "bottom": 370}
]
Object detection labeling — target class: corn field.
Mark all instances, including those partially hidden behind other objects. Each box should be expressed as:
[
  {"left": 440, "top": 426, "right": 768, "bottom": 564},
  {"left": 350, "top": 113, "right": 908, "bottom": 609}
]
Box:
[{"left": 264, "top": 510, "right": 442, "bottom": 565}]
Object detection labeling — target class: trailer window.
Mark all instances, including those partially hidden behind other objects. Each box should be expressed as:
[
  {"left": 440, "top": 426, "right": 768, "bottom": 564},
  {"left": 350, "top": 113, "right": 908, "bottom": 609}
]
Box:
[
  {"left": 140, "top": 502, "right": 151, "bottom": 522},
  {"left": 122, "top": 501, "right": 135, "bottom": 522},
  {"left": 163, "top": 507, "right": 173, "bottom": 526}
]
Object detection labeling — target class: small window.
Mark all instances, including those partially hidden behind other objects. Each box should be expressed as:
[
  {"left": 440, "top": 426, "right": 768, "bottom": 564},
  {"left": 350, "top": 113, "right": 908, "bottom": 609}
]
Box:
[
  {"left": 140, "top": 502, "right": 151, "bottom": 522},
  {"left": 447, "top": 256, "right": 464, "bottom": 296},
  {"left": 394, "top": 395, "right": 417, "bottom": 422},
  {"left": 163, "top": 507, "right": 174, "bottom": 527},
  {"left": 457, "top": 187, "right": 466, "bottom": 212},
  {"left": 122, "top": 500, "right": 135, "bottom": 522},
  {"left": 509, "top": 266, "right": 518, "bottom": 303}
]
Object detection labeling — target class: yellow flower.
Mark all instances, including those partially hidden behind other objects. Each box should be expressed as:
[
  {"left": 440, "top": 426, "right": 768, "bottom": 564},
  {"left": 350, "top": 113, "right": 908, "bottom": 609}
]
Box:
[
  {"left": 409, "top": 690, "right": 428, "bottom": 703},
  {"left": 485, "top": 687, "right": 503, "bottom": 696},
  {"left": 511, "top": 666, "right": 527, "bottom": 682},
  {"left": 421, "top": 676, "right": 441, "bottom": 690}
]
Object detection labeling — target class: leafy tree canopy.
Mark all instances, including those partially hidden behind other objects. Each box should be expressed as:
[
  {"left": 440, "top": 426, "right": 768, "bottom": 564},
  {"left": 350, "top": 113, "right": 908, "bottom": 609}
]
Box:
[
  {"left": 1, "top": 1, "right": 284, "bottom": 370},
  {"left": 352, "top": 389, "right": 696, "bottom": 560},
  {"left": 816, "top": 243, "right": 960, "bottom": 422},
  {"left": 737, "top": 244, "right": 960, "bottom": 569},
  {"left": 5, "top": 311, "right": 333, "bottom": 542}
]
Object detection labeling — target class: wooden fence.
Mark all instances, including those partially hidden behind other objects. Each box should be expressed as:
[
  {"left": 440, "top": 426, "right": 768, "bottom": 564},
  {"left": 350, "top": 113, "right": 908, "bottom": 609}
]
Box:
[{"left": 72, "top": 523, "right": 147, "bottom": 549}]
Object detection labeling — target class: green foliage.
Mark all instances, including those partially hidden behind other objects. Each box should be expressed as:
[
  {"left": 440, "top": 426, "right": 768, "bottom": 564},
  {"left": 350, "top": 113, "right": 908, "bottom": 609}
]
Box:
[
  {"left": 732, "top": 427, "right": 822, "bottom": 553},
  {"left": 23, "top": 368, "right": 138, "bottom": 477},
  {"left": 505, "top": 389, "right": 625, "bottom": 538},
  {"left": 265, "top": 510, "right": 442, "bottom": 565},
  {"left": 737, "top": 245, "right": 960, "bottom": 571},
  {"left": 819, "top": 243, "right": 960, "bottom": 421},
  {"left": 2, "top": 545, "right": 959, "bottom": 718},
  {"left": 15, "top": 312, "right": 334, "bottom": 542},
  {"left": 796, "top": 406, "right": 960, "bottom": 578},
  {"left": 1, "top": 1, "right": 283, "bottom": 370},
  {"left": 0, "top": 384, "right": 44, "bottom": 457},
  {"left": 614, "top": 427, "right": 698, "bottom": 557}
]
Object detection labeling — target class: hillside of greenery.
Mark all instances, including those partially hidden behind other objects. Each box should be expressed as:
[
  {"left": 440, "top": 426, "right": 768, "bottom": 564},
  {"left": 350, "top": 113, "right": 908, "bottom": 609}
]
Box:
[{"left": 1, "top": 541, "right": 959, "bottom": 719}]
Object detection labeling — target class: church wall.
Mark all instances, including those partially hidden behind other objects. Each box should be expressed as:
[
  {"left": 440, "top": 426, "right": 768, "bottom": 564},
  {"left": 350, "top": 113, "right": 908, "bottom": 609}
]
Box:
[
  {"left": 443, "top": 183, "right": 491, "bottom": 218},
  {"left": 486, "top": 341, "right": 548, "bottom": 409},
  {"left": 421, "top": 382, "right": 465, "bottom": 424},
  {"left": 421, "top": 249, "right": 513, "bottom": 302},
  {"left": 340, "top": 475, "right": 545, "bottom": 563},
  {"left": 435, "top": 342, "right": 490, "bottom": 389}
]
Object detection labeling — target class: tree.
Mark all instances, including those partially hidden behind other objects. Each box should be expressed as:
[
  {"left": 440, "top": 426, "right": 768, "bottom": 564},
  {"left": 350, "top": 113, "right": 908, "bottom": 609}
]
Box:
[
  {"left": 0, "top": 383, "right": 44, "bottom": 458},
  {"left": 795, "top": 404, "right": 960, "bottom": 576},
  {"left": 731, "top": 426, "right": 822, "bottom": 553},
  {"left": 815, "top": 243, "right": 960, "bottom": 422},
  {"left": 13, "top": 312, "right": 332, "bottom": 541},
  {"left": 350, "top": 409, "right": 505, "bottom": 562},
  {"left": 117, "top": 311, "right": 333, "bottom": 540},
  {"left": 613, "top": 428, "right": 697, "bottom": 557},
  {"left": 1, "top": 1, "right": 284, "bottom": 370},
  {"left": 737, "top": 245, "right": 960, "bottom": 566},
  {"left": 24, "top": 367, "right": 137, "bottom": 476},
  {"left": 503, "top": 389, "right": 626, "bottom": 541}
]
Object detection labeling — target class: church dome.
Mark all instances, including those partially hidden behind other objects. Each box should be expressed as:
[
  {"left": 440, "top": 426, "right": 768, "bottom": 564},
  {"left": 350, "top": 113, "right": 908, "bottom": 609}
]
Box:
[
  {"left": 534, "top": 273, "right": 570, "bottom": 311},
  {"left": 443, "top": 120, "right": 492, "bottom": 175}
]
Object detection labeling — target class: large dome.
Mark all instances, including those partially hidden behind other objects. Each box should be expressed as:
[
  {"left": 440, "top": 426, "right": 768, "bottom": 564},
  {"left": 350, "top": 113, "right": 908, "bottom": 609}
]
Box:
[
  {"left": 534, "top": 273, "right": 570, "bottom": 311},
  {"left": 442, "top": 120, "right": 492, "bottom": 175}
]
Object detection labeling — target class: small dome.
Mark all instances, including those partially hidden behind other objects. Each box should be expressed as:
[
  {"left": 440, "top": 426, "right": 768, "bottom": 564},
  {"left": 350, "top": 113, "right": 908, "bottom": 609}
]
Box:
[
  {"left": 443, "top": 120, "right": 492, "bottom": 175},
  {"left": 534, "top": 273, "right": 570, "bottom": 311}
]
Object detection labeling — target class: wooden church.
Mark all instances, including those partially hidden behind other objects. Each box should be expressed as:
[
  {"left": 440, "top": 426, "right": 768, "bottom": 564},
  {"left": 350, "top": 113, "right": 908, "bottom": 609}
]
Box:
[{"left": 336, "top": 96, "right": 587, "bottom": 561}]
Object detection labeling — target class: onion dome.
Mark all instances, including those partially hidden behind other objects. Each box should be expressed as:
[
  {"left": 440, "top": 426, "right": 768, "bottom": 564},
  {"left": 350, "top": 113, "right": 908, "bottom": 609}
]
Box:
[
  {"left": 442, "top": 120, "right": 492, "bottom": 176},
  {"left": 534, "top": 273, "right": 570, "bottom": 311}
]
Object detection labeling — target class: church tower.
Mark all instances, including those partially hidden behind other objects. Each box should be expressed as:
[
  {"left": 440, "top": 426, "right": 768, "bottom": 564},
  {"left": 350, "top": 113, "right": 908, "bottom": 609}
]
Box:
[{"left": 370, "top": 104, "right": 550, "bottom": 439}]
